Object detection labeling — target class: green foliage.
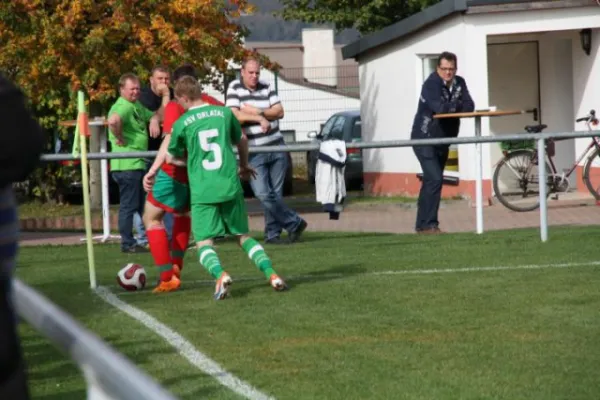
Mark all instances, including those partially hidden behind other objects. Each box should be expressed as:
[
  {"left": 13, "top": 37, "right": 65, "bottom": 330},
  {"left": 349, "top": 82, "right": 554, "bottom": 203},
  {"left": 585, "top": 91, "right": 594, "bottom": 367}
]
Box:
[
  {"left": 0, "top": 0, "right": 263, "bottom": 203},
  {"left": 277, "top": 0, "right": 441, "bottom": 34}
]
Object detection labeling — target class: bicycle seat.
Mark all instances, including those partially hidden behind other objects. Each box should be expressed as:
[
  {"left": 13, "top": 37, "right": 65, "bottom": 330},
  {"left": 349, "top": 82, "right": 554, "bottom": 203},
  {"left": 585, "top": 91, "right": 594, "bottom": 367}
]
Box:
[{"left": 524, "top": 124, "right": 547, "bottom": 133}]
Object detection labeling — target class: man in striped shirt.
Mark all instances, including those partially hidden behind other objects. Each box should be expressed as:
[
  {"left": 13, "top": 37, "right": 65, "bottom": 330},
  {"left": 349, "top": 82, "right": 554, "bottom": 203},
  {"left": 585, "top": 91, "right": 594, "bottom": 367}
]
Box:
[{"left": 226, "top": 57, "right": 307, "bottom": 244}]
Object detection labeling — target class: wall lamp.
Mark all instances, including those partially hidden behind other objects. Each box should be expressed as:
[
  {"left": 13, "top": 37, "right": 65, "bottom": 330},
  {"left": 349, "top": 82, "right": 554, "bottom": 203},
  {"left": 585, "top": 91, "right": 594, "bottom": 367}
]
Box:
[{"left": 580, "top": 28, "right": 592, "bottom": 56}]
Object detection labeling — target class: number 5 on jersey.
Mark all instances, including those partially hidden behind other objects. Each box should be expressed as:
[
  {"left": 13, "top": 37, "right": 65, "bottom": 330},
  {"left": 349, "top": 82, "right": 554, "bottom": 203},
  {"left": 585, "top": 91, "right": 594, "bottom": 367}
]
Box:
[{"left": 198, "top": 128, "right": 223, "bottom": 170}]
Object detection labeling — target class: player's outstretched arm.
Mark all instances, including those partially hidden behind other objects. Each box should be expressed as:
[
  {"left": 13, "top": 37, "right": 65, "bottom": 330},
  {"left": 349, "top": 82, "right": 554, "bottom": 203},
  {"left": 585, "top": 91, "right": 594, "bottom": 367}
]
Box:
[
  {"left": 166, "top": 120, "right": 186, "bottom": 165},
  {"left": 237, "top": 134, "right": 249, "bottom": 167},
  {"left": 148, "top": 134, "right": 170, "bottom": 173},
  {"left": 144, "top": 134, "right": 183, "bottom": 192},
  {"left": 153, "top": 83, "right": 172, "bottom": 121},
  {"left": 236, "top": 135, "right": 256, "bottom": 180}
]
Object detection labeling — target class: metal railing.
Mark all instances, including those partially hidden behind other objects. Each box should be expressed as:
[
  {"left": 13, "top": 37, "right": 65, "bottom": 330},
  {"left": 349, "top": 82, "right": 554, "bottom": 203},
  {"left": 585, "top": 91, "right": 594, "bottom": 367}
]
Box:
[
  {"left": 13, "top": 279, "right": 178, "bottom": 400},
  {"left": 41, "top": 130, "right": 600, "bottom": 159},
  {"left": 39, "top": 128, "right": 600, "bottom": 242}
]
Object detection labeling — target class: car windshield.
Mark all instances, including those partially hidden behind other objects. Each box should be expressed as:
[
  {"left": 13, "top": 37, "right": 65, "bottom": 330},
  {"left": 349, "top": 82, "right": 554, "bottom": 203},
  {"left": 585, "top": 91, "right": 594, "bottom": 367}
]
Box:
[{"left": 328, "top": 116, "right": 346, "bottom": 140}]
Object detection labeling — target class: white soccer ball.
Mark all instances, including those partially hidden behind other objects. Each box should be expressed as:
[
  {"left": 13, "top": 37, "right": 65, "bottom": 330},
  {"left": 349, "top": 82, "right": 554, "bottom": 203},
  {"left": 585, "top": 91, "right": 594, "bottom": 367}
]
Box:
[{"left": 117, "top": 263, "right": 147, "bottom": 291}]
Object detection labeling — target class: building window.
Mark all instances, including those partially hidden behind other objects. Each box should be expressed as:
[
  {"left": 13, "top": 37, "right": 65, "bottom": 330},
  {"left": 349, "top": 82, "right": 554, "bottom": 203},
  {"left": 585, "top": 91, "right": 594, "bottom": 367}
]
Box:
[
  {"left": 281, "top": 129, "right": 296, "bottom": 143},
  {"left": 421, "top": 55, "right": 438, "bottom": 82}
]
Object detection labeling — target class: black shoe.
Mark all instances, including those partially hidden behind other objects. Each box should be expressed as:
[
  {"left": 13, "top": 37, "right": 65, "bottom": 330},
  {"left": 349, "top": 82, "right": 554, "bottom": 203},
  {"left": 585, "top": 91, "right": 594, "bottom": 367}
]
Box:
[
  {"left": 289, "top": 220, "right": 308, "bottom": 243},
  {"left": 265, "top": 237, "right": 289, "bottom": 245},
  {"left": 121, "top": 245, "right": 149, "bottom": 253},
  {"left": 416, "top": 227, "right": 443, "bottom": 235}
]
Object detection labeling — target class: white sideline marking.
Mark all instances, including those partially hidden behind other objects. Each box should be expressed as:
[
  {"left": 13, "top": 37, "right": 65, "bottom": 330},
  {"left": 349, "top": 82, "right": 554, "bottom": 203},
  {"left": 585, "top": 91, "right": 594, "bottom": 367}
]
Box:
[
  {"left": 372, "top": 260, "right": 600, "bottom": 276},
  {"left": 117, "top": 260, "right": 600, "bottom": 292},
  {"left": 94, "top": 286, "right": 275, "bottom": 400}
]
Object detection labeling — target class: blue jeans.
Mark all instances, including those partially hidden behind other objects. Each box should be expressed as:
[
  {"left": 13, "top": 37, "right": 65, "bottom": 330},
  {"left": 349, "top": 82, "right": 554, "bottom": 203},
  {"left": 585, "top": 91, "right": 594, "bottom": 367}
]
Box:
[
  {"left": 248, "top": 150, "right": 302, "bottom": 241},
  {"left": 133, "top": 212, "right": 147, "bottom": 245},
  {"left": 413, "top": 145, "right": 449, "bottom": 231},
  {"left": 112, "top": 170, "right": 146, "bottom": 250}
]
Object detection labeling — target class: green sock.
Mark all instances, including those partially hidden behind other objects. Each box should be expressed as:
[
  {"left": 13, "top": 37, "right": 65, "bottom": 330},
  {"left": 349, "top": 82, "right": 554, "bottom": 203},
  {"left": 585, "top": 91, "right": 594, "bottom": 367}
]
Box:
[
  {"left": 242, "top": 238, "right": 276, "bottom": 279},
  {"left": 198, "top": 246, "right": 224, "bottom": 279}
]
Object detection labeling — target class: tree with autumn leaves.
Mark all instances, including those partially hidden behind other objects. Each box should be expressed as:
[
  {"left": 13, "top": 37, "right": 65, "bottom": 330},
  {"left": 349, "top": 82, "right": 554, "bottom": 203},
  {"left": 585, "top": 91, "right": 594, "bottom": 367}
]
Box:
[
  {"left": 0, "top": 0, "right": 270, "bottom": 202},
  {"left": 278, "top": 0, "right": 441, "bottom": 35}
]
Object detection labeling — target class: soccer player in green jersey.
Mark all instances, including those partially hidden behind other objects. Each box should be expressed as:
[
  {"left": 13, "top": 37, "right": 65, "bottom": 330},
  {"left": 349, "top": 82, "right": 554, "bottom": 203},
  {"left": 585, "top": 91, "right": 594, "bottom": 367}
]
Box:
[{"left": 167, "top": 76, "right": 288, "bottom": 300}]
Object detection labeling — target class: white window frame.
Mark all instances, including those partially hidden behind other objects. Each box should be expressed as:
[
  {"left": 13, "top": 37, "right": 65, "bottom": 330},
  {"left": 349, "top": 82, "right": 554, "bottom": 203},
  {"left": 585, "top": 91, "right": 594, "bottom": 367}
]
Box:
[{"left": 422, "top": 55, "right": 439, "bottom": 82}]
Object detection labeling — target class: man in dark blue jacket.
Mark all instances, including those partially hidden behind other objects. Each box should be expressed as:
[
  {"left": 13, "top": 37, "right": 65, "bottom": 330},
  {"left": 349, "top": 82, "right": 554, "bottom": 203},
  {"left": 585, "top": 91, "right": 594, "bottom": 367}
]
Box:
[{"left": 411, "top": 52, "right": 474, "bottom": 233}]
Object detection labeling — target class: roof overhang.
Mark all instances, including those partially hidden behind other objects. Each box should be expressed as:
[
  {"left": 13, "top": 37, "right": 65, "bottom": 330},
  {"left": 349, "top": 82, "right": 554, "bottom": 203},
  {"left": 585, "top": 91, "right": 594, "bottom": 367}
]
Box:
[
  {"left": 341, "top": 0, "right": 467, "bottom": 60},
  {"left": 341, "top": 0, "right": 597, "bottom": 60}
]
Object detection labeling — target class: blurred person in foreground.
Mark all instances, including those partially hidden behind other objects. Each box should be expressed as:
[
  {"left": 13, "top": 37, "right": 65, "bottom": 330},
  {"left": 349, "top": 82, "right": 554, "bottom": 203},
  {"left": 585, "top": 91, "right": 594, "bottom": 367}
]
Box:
[{"left": 0, "top": 73, "right": 46, "bottom": 399}]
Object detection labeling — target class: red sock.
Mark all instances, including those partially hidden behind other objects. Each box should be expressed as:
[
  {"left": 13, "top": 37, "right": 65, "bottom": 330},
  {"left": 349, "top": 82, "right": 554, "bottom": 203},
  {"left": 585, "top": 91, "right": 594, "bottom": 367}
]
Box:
[
  {"left": 171, "top": 215, "right": 191, "bottom": 271},
  {"left": 147, "top": 225, "right": 173, "bottom": 282}
]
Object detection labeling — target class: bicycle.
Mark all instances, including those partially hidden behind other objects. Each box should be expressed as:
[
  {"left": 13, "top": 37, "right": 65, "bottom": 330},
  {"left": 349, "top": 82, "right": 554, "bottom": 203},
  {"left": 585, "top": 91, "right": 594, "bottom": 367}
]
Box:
[{"left": 493, "top": 109, "right": 600, "bottom": 212}]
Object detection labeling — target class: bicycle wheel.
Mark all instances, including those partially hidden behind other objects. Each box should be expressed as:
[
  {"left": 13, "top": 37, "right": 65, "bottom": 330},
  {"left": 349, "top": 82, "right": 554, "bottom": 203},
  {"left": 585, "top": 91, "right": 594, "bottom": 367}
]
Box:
[
  {"left": 493, "top": 149, "right": 552, "bottom": 212},
  {"left": 583, "top": 147, "right": 600, "bottom": 200}
]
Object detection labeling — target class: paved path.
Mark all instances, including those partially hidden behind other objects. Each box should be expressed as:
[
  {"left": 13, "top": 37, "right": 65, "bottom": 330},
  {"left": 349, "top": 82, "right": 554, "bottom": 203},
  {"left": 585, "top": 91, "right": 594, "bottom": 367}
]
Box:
[{"left": 19, "top": 194, "right": 600, "bottom": 247}]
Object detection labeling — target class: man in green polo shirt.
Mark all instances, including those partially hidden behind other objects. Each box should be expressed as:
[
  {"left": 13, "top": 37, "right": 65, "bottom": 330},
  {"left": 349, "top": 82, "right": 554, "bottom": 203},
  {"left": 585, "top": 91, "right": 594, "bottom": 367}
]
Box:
[{"left": 108, "top": 72, "right": 169, "bottom": 253}]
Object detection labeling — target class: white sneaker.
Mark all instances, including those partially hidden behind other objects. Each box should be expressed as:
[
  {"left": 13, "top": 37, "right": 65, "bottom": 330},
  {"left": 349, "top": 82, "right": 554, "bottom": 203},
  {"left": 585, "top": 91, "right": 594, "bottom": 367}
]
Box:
[
  {"left": 214, "top": 273, "right": 232, "bottom": 300},
  {"left": 269, "top": 274, "right": 288, "bottom": 292}
]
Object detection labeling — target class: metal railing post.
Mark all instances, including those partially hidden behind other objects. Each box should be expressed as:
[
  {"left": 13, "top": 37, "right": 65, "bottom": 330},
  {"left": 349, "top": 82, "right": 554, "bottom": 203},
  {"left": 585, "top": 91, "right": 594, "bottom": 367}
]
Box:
[
  {"left": 537, "top": 138, "right": 549, "bottom": 242},
  {"left": 474, "top": 116, "right": 484, "bottom": 234}
]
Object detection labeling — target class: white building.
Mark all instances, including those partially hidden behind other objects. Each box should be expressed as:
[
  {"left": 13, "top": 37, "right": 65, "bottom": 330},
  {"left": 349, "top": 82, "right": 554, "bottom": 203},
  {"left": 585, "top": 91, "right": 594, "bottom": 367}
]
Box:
[
  {"left": 341, "top": 0, "right": 600, "bottom": 201},
  {"left": 202, "top": 28, "right": 360, "bottom": 142}
]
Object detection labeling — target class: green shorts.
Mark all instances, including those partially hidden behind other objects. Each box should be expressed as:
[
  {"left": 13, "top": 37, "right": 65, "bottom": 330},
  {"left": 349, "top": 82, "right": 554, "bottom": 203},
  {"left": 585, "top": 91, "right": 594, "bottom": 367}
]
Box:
[
  {"left": 191, "top": 194, "right": 249, "bottom": 242},
  {"left": 147, "top": 170, "right": 190, "bottom": 213}
]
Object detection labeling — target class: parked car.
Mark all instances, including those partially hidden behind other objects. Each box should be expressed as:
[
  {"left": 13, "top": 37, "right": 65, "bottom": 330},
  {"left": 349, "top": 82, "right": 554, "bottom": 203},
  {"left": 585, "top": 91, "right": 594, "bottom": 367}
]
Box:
[{"left": 306, "top": 110, "right": 363, "bottom": 190}]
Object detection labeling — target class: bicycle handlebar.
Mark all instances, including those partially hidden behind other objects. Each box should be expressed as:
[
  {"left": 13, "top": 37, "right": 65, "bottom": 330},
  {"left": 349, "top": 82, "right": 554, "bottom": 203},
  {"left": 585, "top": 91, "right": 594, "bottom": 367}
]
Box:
[{"left": 576, "top": 109, "right": 597, "bottom": 123}]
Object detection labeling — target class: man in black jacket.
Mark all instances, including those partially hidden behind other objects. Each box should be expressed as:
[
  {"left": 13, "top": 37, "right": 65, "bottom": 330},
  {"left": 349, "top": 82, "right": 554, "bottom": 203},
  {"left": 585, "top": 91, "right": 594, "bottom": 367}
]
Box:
[
  {"left": 411, "top": 52, "right": 475, "bottom": 234},
  {"left": 0, "top": 73, "right": 46, "bottom": 399},
  {"left": 139, "top": 65, "right": 174, "bottom": 242}
]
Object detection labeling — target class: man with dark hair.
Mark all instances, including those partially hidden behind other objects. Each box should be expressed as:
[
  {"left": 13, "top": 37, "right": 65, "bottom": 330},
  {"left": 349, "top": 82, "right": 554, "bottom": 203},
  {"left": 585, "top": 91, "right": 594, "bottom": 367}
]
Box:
[
  {"left": 0, "top": 73, "right": 46, "bottom": 399},
  {"left": 140, "top": 66, "right": 173, "bottom": 122},
  {"left": 411, "top": 51, "right": 475, "bottom": 234},
  {"left": 138, "top": 65, "right": 175, "bottom": 243}
]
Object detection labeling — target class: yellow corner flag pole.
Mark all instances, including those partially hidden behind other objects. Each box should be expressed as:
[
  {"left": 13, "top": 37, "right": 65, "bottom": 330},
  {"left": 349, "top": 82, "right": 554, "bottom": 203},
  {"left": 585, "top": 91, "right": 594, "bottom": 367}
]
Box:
[{"left": 77, "top": 91, "right": 97, "bottom": 289}]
